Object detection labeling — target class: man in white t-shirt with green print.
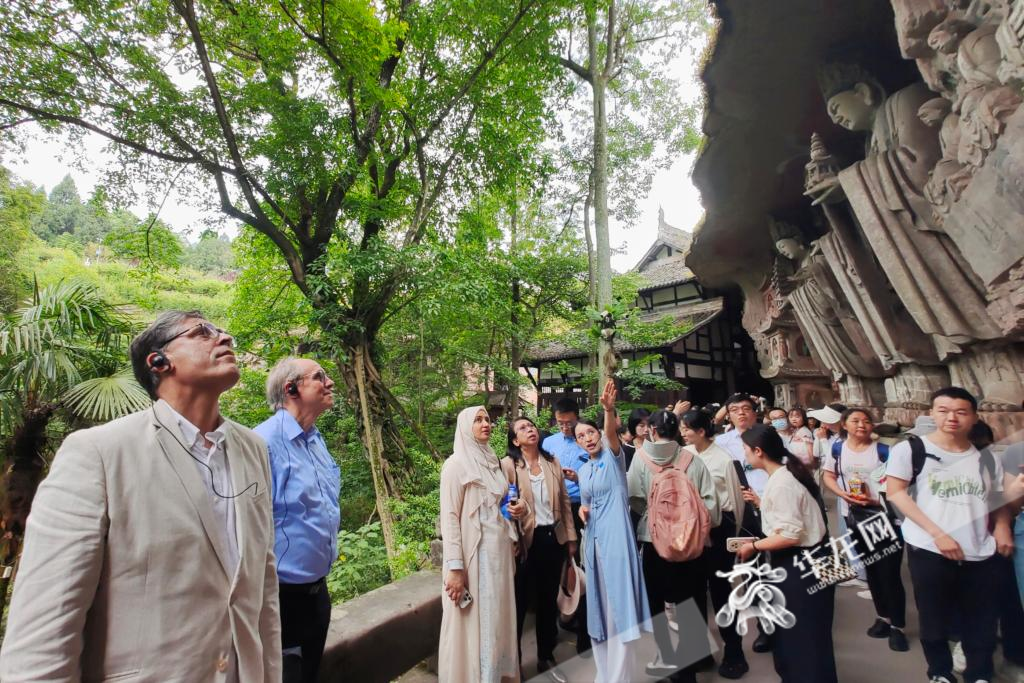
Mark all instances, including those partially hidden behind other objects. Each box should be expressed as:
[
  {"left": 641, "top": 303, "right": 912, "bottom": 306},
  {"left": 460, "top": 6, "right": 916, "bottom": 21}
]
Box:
[{"left": 887, "top": 386, "right": 1015, "bottom": 683}]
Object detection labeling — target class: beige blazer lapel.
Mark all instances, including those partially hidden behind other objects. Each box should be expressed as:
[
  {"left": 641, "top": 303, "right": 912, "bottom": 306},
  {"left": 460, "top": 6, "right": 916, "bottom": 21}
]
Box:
[
  {"left": 224, "top": 426, "right": 259, "bottom": 592},
  {"left": 151, "top": 403, "right": 234, "bottom": 581}
]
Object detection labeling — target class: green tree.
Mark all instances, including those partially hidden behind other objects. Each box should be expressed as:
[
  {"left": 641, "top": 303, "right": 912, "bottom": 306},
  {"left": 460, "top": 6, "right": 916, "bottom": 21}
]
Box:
[
  {"left": 0, "top": 167, "right": 45, "bottom": 312},
  {"left": 553, "top": 0, "right": 708, "bottom": 387},
  {"left": 0, "top": 280, "right": 148, "bottom": 612},
  {"left": 0, "top": 0, "right": 574, "bottom": 558},
  {"left": 185, "top": 230, "right": 235, "bottom": 275},
  {"left": 103, "top": 215, "right": 185, "bottom": 270}
]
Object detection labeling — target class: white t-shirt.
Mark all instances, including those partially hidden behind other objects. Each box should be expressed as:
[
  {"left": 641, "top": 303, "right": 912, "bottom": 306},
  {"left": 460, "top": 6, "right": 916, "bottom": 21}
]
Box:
[
  {"left": 781, "top": 427, "right": 815, "bottom": 465},
  {"left": 715, "top": 429, "right": 769, "bottom": 496},
  {"left": 824, "top": 441, "right": 884, "bottom": 516},
  {"left": 886, "top": 436, "right": 1003, "bottom": 561},
  {"left": 529, "top": 470, "right": 555, "bottom": 527}
]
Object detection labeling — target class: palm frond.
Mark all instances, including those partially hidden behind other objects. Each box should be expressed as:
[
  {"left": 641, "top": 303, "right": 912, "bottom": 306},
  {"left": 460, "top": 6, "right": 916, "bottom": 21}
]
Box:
[{"left": 62, "top": 370, "right": 152, "bottom": 423}]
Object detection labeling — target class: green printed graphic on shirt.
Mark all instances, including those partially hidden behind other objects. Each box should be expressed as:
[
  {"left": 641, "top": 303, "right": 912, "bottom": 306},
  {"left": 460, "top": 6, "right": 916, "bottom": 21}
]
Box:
[{"left": 927, "top": 472, "right": 986, "bottom": 501}]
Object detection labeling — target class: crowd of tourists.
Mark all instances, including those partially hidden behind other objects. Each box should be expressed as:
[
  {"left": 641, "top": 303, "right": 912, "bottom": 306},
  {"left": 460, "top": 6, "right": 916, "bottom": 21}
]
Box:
[
  {"left": 439, "top": 384, "right": 1024, "bottom": 683},
  {"left": 1, "top": 307, "right": 1022, "bottom": 683}
]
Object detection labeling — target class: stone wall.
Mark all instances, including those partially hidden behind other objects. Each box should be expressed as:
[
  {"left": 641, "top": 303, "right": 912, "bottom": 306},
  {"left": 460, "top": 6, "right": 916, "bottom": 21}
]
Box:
[{"left": 692, "top": 0, "right": 1024, "bottom": 439}]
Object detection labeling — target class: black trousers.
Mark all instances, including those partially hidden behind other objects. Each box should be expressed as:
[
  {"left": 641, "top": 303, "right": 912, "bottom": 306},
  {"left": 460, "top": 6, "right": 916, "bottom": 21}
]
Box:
[
  {"left": 769, "top": 547, "right": 838, "bottom": 683},
  {"left": 848, "top": 513, "right": 906, "bottom": 628},
  {"left": 707, "top": 519, "right": 744, "bottom": 659},
  {"left": 907, "top": 546, "right": 1000, "bottom": 682},
  {"left": 570, "top": 501, "right": 591, "bottom": 652},
  {"left": 515, "top": 525, "right": 564, "bottom": 663},
  {"left": 998, "top": 552, "right": 1024, "bottom": 666},
  {"left": 279, "top": 578, "right": 332, "bottom": 683},
  {"left": 641, "top": 541, "right": 708, "bottom": 673}
]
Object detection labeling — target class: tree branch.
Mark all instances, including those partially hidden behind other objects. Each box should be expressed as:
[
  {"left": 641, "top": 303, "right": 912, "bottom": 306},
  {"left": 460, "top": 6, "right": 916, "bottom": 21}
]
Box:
[
  {"left": 0, "top": 98, "right": 203, "bottom": 165},
  {"left": 556, "top": 54, "right": 592, "bottom": 82}
]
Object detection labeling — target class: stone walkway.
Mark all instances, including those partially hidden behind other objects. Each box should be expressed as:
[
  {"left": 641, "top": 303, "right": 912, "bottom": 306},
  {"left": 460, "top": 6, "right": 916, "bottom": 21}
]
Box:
[{"left": 400, "top": 501, "right": 1020, "bottom": 683}]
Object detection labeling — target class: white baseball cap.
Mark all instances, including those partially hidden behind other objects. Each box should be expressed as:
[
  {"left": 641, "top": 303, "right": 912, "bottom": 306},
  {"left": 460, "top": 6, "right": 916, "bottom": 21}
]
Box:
[{"left": 807, "top": 406, "right": 842, "bottom": 425}]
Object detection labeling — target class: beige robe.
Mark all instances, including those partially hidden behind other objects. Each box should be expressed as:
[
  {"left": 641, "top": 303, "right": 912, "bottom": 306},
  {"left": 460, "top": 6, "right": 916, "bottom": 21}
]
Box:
[{"left": 438, "top": 408, "right": 519, "bottom": 683}]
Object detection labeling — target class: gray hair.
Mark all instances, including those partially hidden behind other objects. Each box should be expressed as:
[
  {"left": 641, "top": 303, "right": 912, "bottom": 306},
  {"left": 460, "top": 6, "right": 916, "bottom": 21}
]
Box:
[
  {"left": 266, "top": 357, "right": 308, "bottom": 410},
  {"left": 130, "top": 309, "right": 204, "bottom": 400}
]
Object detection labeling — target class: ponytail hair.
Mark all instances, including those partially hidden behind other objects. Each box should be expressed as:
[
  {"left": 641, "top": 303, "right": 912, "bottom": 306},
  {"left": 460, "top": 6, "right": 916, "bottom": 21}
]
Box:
[
  {"left": 648, "top": 409, "right": 680, "bottom": 442},
  {"left": 741, "top": 423, "right": 820, "bottom": 499}
]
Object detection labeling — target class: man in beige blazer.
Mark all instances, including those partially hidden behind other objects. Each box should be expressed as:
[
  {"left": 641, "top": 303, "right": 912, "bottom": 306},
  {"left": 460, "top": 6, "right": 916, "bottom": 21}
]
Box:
[{"left": 0, "top": 310, "right": 281, "bottom": 682}]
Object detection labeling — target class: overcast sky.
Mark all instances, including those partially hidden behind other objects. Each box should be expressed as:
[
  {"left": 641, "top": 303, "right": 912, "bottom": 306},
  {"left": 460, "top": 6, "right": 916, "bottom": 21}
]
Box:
[{"left": 5, "top": 46, "right": 705, "bottom": 274}]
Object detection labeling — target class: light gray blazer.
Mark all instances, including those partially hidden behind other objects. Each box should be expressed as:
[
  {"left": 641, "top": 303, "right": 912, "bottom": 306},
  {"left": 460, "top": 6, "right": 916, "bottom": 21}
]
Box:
[{"left": 0, "top": 400, "right": 282, "bottom": 682}]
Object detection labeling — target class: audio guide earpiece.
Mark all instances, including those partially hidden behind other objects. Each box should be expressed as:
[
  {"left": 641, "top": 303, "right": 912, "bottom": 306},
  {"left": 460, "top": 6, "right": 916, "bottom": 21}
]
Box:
[
  {"left": 150, "top": 352, "right": 168, "bottom": 370},
  {"left": 286, "top": 382, "right": 299, "bottom": 397}
]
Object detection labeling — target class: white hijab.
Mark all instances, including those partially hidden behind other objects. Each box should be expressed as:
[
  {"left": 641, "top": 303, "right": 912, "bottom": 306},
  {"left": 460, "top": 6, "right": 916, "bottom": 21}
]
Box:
[{"left": 453, "top": 406, "right": 507, "bottom": 498}]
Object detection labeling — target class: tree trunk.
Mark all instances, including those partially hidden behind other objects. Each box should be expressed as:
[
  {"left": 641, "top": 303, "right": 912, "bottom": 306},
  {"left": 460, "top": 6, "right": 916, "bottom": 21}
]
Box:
[
  {"left": 0, "top": 403, "right": 54, "bottom": 608},
  {"left": 339, "top": 340, "right": 400, "bottom": 570},
  {"left": 583, "top": 169, "right": 597, "bottom": 309},
  {"left": 588, "top": 8, "right": 617, "bottom": 390},
  {"left": 507, "top": 187, "right": 521, "bottom": 420}
]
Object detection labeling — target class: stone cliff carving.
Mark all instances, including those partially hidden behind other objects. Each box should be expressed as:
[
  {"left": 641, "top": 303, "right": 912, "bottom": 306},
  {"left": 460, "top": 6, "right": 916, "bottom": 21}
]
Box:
[
  {"left": 813, "top": 62, "right": 1002, "bottom": 357},
  {"left": 805, "top": 134, "right": 941, "bottom": 368}
]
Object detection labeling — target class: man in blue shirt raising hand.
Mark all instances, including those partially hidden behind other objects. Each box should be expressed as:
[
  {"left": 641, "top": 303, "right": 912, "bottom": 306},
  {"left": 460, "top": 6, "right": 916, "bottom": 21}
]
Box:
[{"left": 255, "top": 358, "right": 341, "bottom": 683}]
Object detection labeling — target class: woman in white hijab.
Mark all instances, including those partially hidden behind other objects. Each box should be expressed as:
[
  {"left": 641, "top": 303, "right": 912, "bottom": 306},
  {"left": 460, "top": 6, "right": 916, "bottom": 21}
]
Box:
[{"left": 438, "top": 407, "right": 520, "bottom": 683}]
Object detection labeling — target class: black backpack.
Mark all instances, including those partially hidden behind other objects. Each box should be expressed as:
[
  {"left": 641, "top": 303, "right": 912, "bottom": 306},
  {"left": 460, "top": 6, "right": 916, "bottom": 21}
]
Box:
[{"left": 903, "top": 435, "right": 996, "bottom": 493}]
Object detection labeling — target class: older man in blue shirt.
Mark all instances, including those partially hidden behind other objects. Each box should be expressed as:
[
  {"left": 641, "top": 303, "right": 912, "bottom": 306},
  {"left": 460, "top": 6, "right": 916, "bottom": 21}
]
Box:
[
  {"left": 255, "top": 357, "right": 340, "bottom": 683},
  {"left": 541, "top": 395, "right": 592, "bottom": 653}
]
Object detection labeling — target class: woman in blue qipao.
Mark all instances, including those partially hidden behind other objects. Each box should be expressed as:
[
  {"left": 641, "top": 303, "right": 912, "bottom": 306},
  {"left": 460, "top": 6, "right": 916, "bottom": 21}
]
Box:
[{"left": 576, "top": 380, "right": 652, "bottom": 682}]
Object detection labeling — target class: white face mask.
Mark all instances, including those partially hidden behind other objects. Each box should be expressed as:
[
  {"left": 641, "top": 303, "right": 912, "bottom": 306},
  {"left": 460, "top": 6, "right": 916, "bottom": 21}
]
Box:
[{"left": 771, "top": 418, "right": 789, "bottom": 431}]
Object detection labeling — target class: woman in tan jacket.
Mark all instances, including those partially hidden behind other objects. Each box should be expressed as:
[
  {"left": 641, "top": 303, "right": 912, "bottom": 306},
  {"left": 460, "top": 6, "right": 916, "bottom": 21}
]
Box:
[
  {"left": 439, "top": 407, "right": 520, "bottom": 683},
  {"left": 501, "top": 417, "right": 577, "bottom": 682}
]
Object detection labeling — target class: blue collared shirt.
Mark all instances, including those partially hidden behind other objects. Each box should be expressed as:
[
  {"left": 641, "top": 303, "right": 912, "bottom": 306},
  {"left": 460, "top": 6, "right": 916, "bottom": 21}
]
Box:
[
  {"left": 542, "top": 432, "right": 589, "bottom": 503},
  {"left": 254, "top": 410, "right": 341, "bottom": 584}
]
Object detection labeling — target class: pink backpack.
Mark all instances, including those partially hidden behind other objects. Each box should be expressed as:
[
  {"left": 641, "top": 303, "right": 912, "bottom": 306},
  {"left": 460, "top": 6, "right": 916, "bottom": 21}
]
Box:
[{"left": 641, "top": 448, "right": 710, "bottom": 562}]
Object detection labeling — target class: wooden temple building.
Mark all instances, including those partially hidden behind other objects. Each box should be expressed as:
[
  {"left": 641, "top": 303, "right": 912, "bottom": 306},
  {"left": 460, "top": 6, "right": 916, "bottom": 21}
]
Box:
[
  {"left": 687, "top": 0, "right": 1024, "bottom": 438},
  {"left": 522, "top": 211, "right": 767, "bottom": 410}
]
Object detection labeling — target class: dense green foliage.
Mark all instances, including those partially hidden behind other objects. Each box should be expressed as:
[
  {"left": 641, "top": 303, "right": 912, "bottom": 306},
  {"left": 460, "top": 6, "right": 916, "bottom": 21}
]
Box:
[{"left": 0, "top": 0, "right": 711, "bottom": 607}]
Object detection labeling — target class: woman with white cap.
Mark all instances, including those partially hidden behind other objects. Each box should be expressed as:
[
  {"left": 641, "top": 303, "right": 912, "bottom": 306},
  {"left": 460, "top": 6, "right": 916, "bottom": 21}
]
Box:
[{"left": 438, "top": 407, "right": 520, "bottom": 683}]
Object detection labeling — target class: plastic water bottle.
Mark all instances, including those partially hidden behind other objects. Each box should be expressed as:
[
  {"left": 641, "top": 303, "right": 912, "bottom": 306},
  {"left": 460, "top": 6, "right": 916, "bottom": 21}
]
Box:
[{"left": 502, "top": 484, "right": 519, "bottom": 520}]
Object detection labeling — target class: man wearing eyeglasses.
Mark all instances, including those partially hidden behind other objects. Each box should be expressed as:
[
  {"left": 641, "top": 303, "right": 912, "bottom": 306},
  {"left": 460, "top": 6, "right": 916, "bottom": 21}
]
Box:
[
  {"left": 0, "top": 310, "right": 281, "bottom": 682},
  {"left": 541, "top": 395, "right": 592, "bottom": 654},
  {"left": 254, "top": 357, "right": 340, "bottom": 683}
]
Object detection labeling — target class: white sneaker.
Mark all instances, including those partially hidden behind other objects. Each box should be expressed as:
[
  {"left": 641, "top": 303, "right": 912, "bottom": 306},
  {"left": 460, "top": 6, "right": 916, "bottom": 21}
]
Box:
[
  {"left": 645, "top": 651, "right": 676, "bottom": 676},
  {"left": 665, "top": 602, "right": 678, "bottom": 632},
  {"left": 928, "top": 677, "right": 953, "bottom": 683},
  {"left": 839, "top": 578, "right": 869, "bottom": 588},
  {"left": 952, "top": 640, "right": 966, "bottom": 674},
  {"left": 856, "top": 589, "right": 873, "bottom": 600}
]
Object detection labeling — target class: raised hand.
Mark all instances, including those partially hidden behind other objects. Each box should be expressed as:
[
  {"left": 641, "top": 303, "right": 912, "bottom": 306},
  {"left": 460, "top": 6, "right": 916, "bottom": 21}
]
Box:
[{"left": 599, "top": 379, "right": 617, "bottom": 412}]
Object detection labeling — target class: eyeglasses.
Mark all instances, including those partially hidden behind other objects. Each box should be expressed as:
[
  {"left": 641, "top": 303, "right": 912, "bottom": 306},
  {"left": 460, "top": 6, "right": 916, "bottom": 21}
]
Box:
[
  {"left": 728, "top": 405, "right": 754, "bottom": 414},
  {"left": 297, "top": 369, "right": 328, "bottom": 384},
  {"left": 158, "top": 322, "right": 230, "bottom": 348}
]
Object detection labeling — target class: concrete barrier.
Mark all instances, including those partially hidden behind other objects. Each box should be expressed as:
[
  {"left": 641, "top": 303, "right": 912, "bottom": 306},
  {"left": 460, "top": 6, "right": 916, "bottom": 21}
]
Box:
[{"left": 317, "top": 570, "right": 442, "bottom": 682}]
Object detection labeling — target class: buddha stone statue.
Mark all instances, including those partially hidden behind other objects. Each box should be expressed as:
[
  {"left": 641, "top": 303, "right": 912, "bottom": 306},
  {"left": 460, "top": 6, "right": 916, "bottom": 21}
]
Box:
[{"left": 812, "top": 62, "right": 1002, "bottom": 357}]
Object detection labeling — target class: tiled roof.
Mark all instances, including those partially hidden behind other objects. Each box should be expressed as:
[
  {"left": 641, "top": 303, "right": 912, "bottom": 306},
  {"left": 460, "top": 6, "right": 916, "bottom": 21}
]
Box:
[
  {"left": 635, "top": 256, "right": 695, "bottom": 291},
  {"left": 524, "top": 298, "right": 724, "bottom": 363}
]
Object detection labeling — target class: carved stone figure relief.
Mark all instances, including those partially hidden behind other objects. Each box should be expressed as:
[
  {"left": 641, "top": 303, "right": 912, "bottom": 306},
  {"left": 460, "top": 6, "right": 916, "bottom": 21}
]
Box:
[{"left": 811, "top": 62, "right": 1002, "bottom": 356}]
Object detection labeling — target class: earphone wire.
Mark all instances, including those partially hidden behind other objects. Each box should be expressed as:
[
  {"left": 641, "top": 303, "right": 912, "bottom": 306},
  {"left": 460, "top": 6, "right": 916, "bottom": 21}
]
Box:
[{"left": 152, "top": 406, "right": 261, "bottom": 499}]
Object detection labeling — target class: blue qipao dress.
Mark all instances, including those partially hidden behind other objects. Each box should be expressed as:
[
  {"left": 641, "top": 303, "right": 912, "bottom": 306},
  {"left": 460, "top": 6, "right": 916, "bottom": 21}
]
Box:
[{"left": 579, "top": 445, "right": 652, "bottom": 643}]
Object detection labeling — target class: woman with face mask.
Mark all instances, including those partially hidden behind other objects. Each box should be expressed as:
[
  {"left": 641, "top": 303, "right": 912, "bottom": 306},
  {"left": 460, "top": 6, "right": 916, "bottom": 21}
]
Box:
[
  {"left": 575, "top": 380, "right": 651, "bottom": 683},
  {"left": 822, "top": 408, "right": 908, "bottom": 652},
  {"left": 627, "top": 409, "right": 720, "bottom": 682},
  {"left": 770, "top": 407, "right": 814, "bottom": 466}
]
